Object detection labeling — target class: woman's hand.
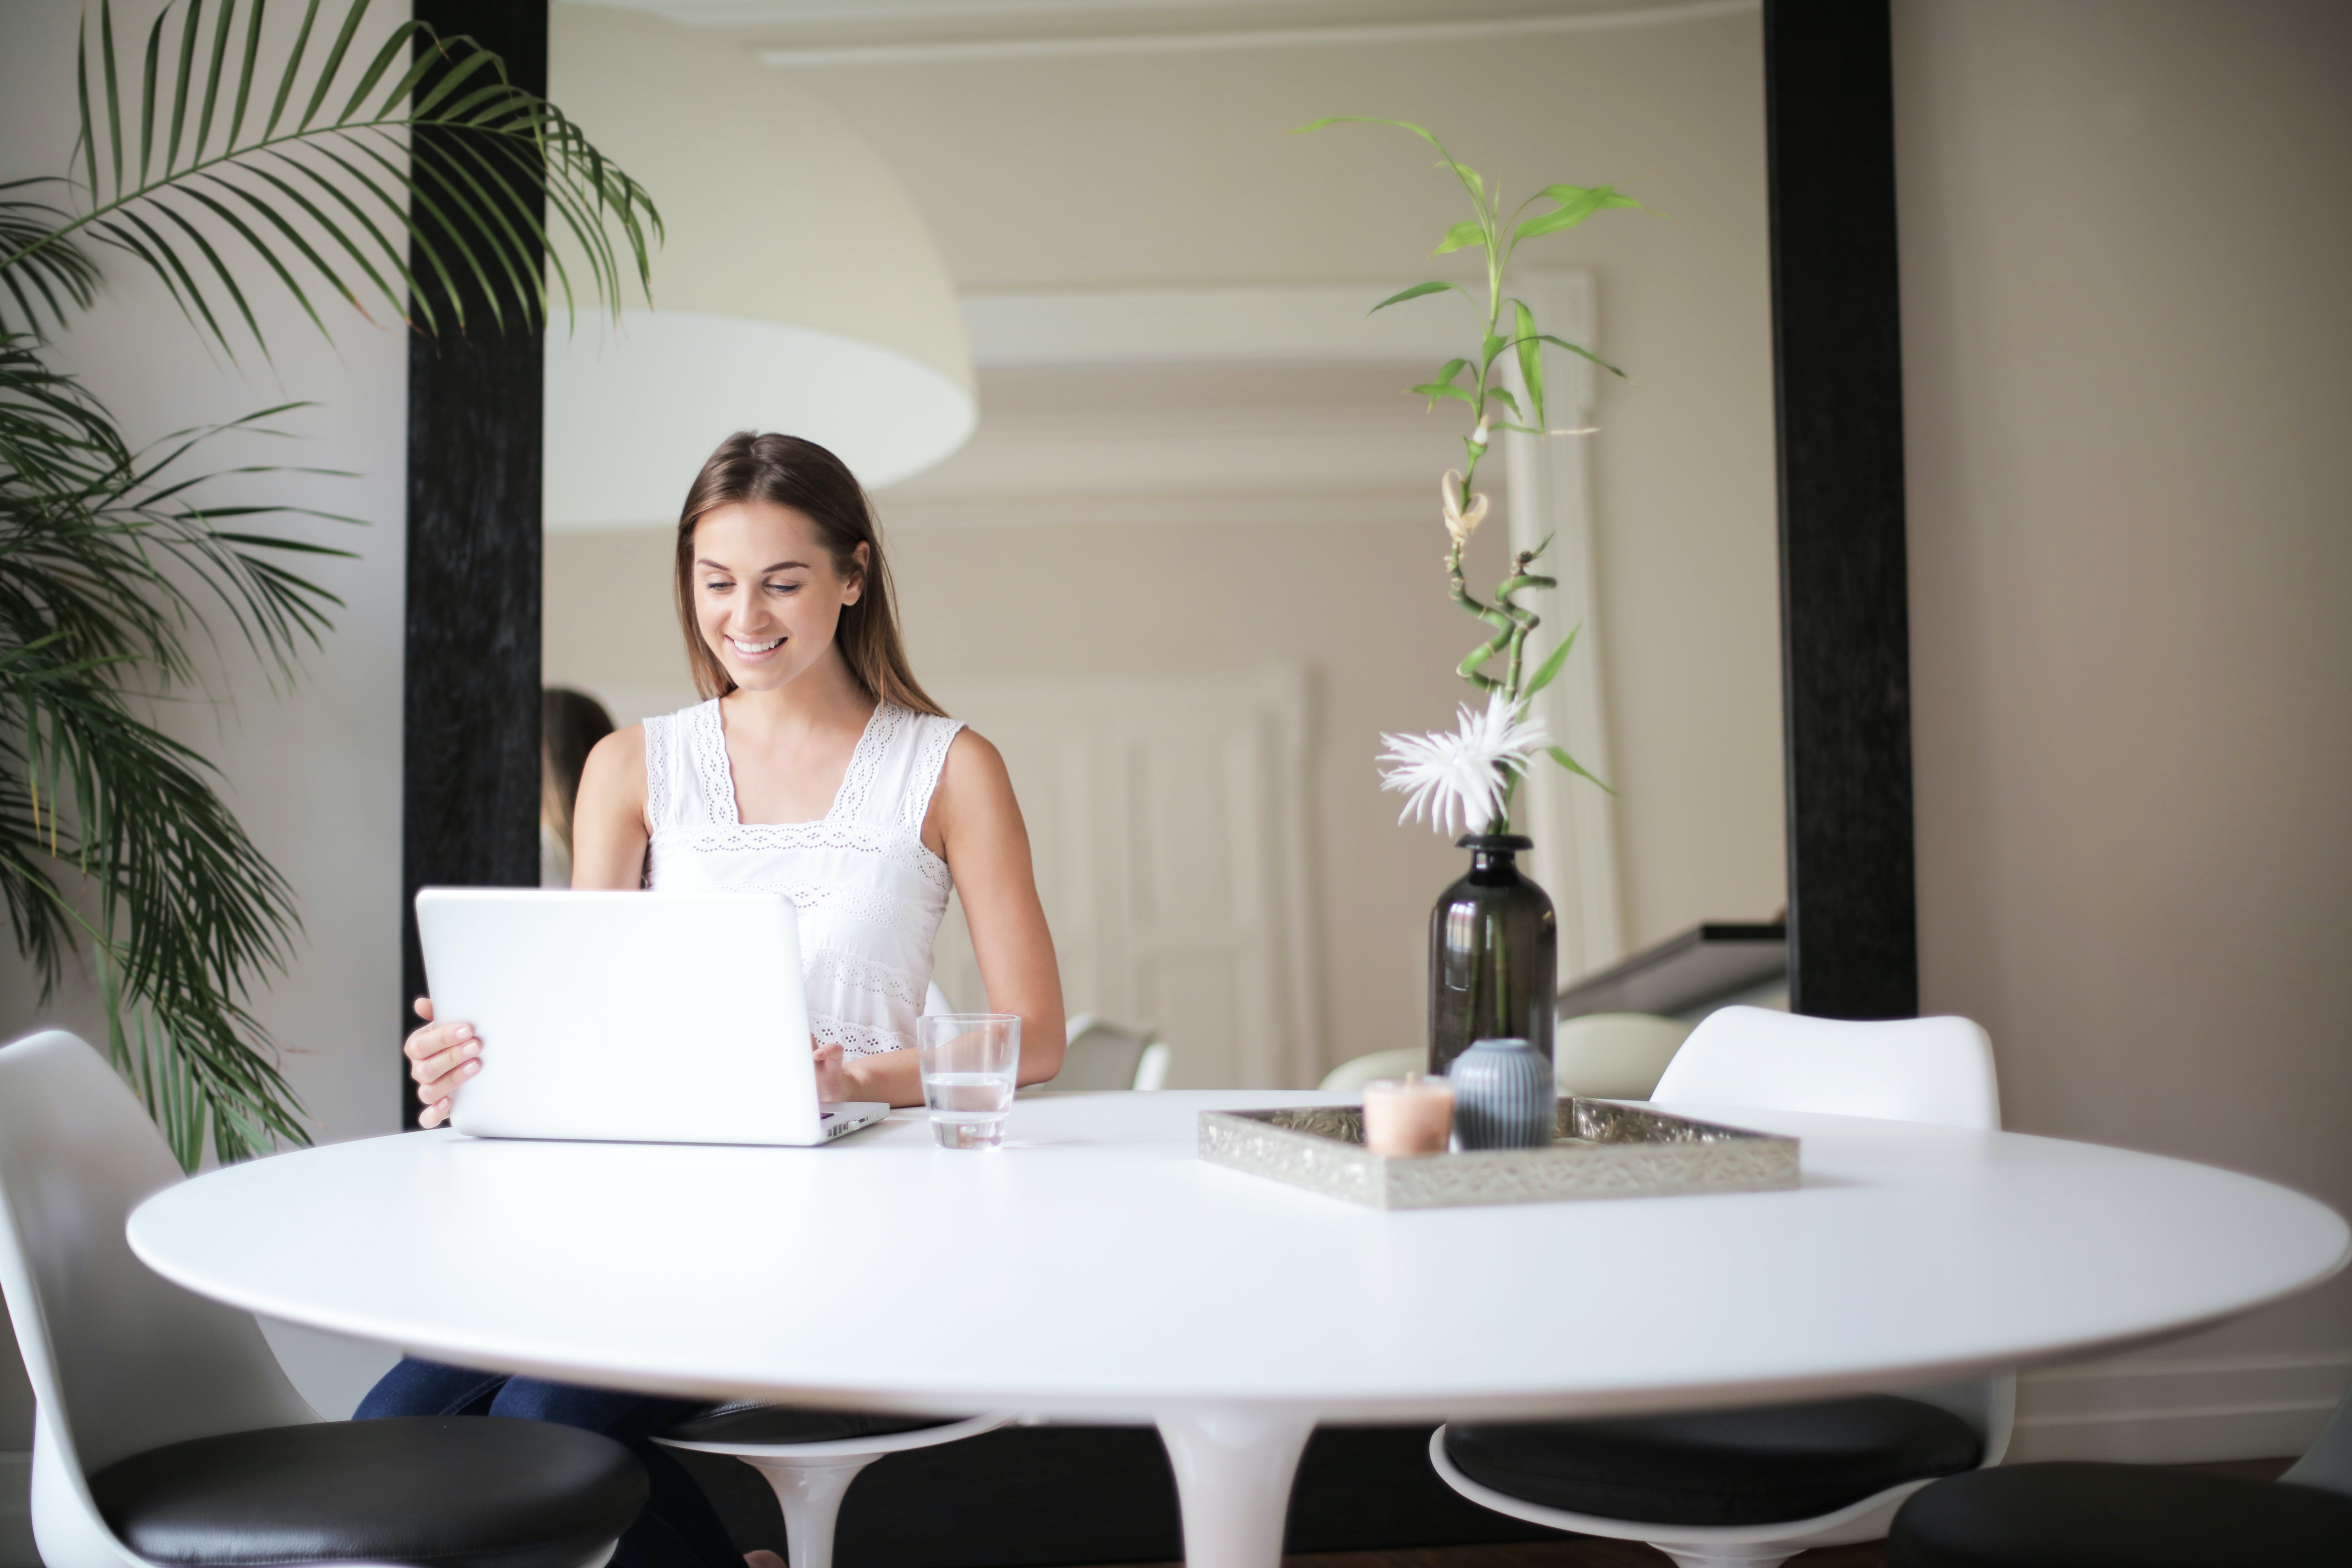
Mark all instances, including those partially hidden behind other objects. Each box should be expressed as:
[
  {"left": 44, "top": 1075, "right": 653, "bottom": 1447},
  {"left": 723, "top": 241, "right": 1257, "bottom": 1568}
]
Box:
[
  {"left": 404, "top": 997, "right": 481, "bottom": 1128},
  {"left": 812, "top": 1038, "right": 847, "bottom": 1103}
]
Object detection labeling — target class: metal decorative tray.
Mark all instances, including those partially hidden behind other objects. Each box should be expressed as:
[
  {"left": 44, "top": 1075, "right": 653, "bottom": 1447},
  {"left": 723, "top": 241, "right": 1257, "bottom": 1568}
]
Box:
[{"left": 1197, "top": 1099, "right": 1799, "bottom": 1210}]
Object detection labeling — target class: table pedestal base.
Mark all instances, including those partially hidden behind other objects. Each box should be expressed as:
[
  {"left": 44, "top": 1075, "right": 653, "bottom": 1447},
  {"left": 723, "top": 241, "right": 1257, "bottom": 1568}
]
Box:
[
  {"left": 1156, "top": 1408, "right": 1317, "bottom": 1568},
  {"left": 737, "top": 1454, "right": 880, "bottom": 1568},
  {"left": 1654, "top": 1548, "right": 1801, "bottom": 1568}
]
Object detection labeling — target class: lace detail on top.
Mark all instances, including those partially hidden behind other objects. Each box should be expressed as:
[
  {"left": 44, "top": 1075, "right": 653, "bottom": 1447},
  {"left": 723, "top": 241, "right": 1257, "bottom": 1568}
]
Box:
[
  {"left": 903, "top": 712, "right": 961, "bottom": 833},
  {"left": 658, "top": 820, "right": 950, "bottom": 891},
  {"left": 785, "top": 879, "right": 937, "bottom": 938},
  {"left": 814, "top": 1014, "right": 910, "bottom": 1058},
  {"left": 829, "top": 702, "right": 903, "bottom": 824},
  {"left": 805, "top": 946, "right": 926, "bottom": 1007},
  {"left": 645, "top": 710, "right": 677, "bottom": 831},
  {"left": 687, "top": 700, "right": 737, "bottom": 827}
]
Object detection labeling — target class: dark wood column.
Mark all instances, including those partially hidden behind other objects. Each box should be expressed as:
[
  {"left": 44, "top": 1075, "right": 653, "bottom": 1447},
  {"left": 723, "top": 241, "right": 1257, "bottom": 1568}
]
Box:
[
  {"left": 1765, "top": 0, "right": 1919, "bottom": 1020},
  {"left": 401, "top": 0, "right": 547, "bottom": 1124}
]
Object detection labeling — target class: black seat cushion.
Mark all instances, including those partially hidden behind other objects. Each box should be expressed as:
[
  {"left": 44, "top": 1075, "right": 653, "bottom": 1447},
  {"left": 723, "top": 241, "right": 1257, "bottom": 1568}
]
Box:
[
  {"left": 662, "top": 1402, "right": 963, "bottom": 1447},
  {"left": 1888, "top": 1462, "right": 2352, "bottom": 1567},
  {"left": 90, "top": 1417, "right": 646, "bottom": 1568},
  {"left": 1445, "top": 1395, "right": 1982, "bottom": 1528}
]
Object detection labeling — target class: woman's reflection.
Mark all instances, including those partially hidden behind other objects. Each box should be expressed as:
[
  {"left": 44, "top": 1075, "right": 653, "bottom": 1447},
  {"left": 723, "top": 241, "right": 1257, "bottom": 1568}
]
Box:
[{"left": 541, "top": 687, "right": 615, "bottom": 889}]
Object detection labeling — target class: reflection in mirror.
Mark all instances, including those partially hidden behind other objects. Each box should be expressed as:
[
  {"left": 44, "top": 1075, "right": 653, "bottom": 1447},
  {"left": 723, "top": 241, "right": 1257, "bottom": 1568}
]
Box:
[{"left": 543, "top": 0, "right": 1783, "bottom": 1088}]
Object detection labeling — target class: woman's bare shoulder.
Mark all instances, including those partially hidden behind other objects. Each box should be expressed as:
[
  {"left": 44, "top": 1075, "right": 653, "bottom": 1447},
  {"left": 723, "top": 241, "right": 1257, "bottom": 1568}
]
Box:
[
  {"left": 941, "top": 725, "right": 1012, "bottom": 794},
  {"left": 592, "top": 721, "right": 647, "bottom": 763},
  {"left": 582, "top": 723, "right": 648, "bottom": 801}
]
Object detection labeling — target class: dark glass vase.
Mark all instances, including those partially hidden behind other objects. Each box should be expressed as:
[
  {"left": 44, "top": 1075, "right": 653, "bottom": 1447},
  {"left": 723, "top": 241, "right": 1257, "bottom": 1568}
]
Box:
[{"left": 1427, "top": 834, "right": 1558, "bottom": 1078}]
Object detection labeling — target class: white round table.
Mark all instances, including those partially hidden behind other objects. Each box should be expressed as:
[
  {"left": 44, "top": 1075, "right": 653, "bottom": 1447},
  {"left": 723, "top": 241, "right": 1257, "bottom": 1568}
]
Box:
[{"left": 129, "top": 1091, "right": 2347, "bottom": 1568}]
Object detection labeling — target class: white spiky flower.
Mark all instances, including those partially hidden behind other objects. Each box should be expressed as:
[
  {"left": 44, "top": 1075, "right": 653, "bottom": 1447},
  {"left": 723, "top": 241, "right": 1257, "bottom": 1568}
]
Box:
[{"left": 1378, "top": 693, "right": 1552, "bottom": 838}]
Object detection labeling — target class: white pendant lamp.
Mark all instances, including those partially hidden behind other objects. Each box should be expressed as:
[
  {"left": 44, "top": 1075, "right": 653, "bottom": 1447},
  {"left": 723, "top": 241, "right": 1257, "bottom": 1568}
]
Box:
[{"left": 543, "top": 3, "right": 976, "bottom": 530}]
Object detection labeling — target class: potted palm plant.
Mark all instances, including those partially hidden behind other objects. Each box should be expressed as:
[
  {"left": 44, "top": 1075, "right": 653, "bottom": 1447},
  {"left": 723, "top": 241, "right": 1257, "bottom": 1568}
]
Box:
[{"left": 1, "top": 0, "right": 659, "bottom": 1169}]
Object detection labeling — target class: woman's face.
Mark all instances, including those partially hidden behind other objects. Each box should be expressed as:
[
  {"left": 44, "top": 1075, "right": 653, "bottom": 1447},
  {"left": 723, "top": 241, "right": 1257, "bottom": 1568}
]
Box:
[{"left": 690, "top": 500, "right": 867, "bottom": 695}]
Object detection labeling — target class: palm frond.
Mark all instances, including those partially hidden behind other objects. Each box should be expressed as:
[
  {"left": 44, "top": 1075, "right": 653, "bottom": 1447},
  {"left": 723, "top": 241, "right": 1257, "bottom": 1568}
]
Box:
[
  {"left": 0, "top": 180, "right": 102, "bottom": 336},
  {"left": 0, "top": 3, "right": 660, "bottom": 1166},
  {"left": 0, "top": 335, "right": 352, "bottom": 1164},
  {"left": 0, "top": 0, "right": 662, "bottom": 356}
]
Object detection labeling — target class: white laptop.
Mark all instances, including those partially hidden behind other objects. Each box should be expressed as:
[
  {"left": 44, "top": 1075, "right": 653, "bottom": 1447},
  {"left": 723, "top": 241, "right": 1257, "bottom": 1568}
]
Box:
[{"left": 415, "top": 888, "right": 890, "bottom": 1146}]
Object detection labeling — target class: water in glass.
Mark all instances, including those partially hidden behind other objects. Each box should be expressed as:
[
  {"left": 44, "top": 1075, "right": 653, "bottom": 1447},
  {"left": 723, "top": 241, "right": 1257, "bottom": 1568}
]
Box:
[{"left": 918, "top": 1013, "right": 1021, "bottom": 1149}]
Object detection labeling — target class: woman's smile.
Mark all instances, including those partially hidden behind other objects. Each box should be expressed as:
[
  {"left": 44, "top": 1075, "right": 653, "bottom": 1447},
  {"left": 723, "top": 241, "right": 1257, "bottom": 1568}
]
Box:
[{"left": 687, "top": 499, "right": 869, "bottom": 692}]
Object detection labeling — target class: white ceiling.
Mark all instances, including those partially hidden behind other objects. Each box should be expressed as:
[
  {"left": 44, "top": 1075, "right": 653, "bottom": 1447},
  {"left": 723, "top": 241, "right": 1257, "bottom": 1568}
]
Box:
[{"left": 571, "top": 0, "right": 1725, "bottom": 57}]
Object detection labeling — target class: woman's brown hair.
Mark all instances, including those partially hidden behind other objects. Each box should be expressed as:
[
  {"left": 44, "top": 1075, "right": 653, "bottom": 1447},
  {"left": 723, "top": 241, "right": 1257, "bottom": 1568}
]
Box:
[
  {"left": 541, "top": 687, "right": 615, "bottom": 856},
  {"left": 674, "top": 432, "right": 943, "bottom": 716}
]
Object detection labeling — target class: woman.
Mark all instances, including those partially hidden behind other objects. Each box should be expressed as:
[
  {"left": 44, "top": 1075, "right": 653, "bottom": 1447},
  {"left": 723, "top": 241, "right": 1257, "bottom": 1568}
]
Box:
[{"left": 369, "top": 433, "right": 1065, "bottom": 1568}]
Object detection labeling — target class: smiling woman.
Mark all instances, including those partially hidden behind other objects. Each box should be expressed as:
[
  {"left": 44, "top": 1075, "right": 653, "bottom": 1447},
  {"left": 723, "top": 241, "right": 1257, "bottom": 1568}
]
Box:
[{"left": 406, "top": 432, "right": 1063, "bottom": 1133}]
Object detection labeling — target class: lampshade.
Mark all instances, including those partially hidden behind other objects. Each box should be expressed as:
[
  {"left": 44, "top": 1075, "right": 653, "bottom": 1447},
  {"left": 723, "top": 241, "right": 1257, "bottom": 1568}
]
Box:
[{"left": 544, "top": 4, "right": 975, "bottom": 530}]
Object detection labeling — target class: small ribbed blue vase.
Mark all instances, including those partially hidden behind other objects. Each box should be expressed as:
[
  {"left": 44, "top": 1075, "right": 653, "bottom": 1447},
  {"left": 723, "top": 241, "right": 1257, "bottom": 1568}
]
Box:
[{"left": 1448, "top": 1036, "right": 1556, "bottom": 1150}]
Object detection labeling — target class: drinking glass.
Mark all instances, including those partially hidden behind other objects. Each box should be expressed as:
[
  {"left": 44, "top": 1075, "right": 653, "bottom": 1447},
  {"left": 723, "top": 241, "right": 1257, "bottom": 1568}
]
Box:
[{"left": 917, "top": 1013, "right": 1022, "bottom": 1149}]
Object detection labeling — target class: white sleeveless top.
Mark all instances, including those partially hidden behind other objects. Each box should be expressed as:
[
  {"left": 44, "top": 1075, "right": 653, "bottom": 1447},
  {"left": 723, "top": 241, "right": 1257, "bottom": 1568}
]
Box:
[{"left": 643, "top": 698, "right": 963, "bottom": 1058}]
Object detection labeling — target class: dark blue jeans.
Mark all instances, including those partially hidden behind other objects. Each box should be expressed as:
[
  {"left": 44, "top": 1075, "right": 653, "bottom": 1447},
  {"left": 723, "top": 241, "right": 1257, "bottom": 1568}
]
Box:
[{"left": 357, "top": 1357, "right": 740, "bottom": 1568}]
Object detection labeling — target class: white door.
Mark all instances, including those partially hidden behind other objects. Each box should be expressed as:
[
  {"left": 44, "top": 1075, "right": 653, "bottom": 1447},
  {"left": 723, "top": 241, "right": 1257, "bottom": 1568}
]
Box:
[{"left": 926, "top": 670, "right": 1320, "bottom": 1089}]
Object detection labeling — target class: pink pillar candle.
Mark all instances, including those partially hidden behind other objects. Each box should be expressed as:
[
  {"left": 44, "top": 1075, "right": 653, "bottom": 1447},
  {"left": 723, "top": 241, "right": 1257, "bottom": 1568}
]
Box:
[{"left": 1362, "top": 1074, "right": 1454, "bottom": 1157}]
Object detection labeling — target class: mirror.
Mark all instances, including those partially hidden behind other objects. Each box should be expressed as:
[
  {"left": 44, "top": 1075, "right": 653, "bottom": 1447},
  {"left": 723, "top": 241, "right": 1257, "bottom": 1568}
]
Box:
[{"left": 534, "top": 0, "right": 1789, "bottom": 1089}]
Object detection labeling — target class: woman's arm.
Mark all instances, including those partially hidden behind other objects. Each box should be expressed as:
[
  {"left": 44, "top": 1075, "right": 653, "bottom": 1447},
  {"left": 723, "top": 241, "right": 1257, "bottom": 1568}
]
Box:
[
  {"left": 840, "top": 728, "right": 1065, "bottom": 1106},
  {"left": 571, "top": 725, "right": 651, "bottom": 890}
]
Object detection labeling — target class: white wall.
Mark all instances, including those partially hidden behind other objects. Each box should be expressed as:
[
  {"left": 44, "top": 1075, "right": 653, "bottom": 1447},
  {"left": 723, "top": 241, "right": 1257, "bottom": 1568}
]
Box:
[
  {"left": 1896, "top": 0, "right": 2352, "bottom": 1461},
  {"left": 0, "top": 0, "right": 416, "bottom": 1444}
]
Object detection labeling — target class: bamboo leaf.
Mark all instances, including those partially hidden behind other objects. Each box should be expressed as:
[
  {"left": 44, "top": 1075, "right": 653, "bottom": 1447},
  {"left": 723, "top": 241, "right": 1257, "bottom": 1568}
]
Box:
[
  {"left": 1522, "top": 623, "right": 1578, "bottom": 699},
  {"left": 1370, "top": 278, "right": 1469, "bottom": 314},
  {"left": 1482, "top": 331, "right": 1507, "bottom": 369},
  {"left": 1433, "top": 218, "right": 1485, "bottom": 255},
  {"left": 1293, "top": 115, "right": 1486, "bottom": 211},
  {"left": 1538, "top": 332, "right": 1628, "bottom": 380},
  {"left": 1546, "top": 744, "right": 1613, "bottom": 794},
  {"left": 1411, "top": 381, "right": 1477, "bottom": 409},
  {"left": 1513, "top": 299, "right": 1546, "bottom": 430},
  {"left": 1519, "top": 183, "right": 1644, "bottom": 238}
]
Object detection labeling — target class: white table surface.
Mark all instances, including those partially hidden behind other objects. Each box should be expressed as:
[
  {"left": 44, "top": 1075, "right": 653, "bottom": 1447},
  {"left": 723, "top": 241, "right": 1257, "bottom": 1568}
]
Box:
[{"left": 128, "top": 1091, "right": 2348, "bottom": 1567}]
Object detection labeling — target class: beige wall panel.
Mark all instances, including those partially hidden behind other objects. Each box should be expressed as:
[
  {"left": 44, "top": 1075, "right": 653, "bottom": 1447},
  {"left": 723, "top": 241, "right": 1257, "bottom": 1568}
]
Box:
[{"left": 1895, "top": 0, "right": 2352, "bottom": 1457}]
